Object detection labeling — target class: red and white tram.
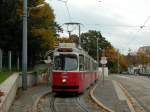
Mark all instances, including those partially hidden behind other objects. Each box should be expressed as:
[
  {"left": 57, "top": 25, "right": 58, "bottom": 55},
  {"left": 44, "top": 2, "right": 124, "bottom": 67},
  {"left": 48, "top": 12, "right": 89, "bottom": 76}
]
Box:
[{"left": 52, "top": 43, "right": 98, "bottom": 93}]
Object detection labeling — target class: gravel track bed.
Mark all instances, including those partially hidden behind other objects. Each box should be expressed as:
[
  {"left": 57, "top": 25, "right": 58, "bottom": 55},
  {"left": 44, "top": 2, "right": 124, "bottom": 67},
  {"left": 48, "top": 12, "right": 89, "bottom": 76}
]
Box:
[{"left": 37, "top": 89, "right": 100, "bottom": 112}]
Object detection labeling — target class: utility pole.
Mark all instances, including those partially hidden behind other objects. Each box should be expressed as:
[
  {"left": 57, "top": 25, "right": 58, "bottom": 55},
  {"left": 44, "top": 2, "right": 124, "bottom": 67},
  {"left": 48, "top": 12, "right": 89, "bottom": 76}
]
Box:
[
  {"left": 117, "top": 49, "right": 120, "bottom": 74},
  {"left": 68, "top": 31, "right": 71, "bottom": 38},
  {"left": 102, "top": 49, "right": 105, "bottom": 86},
  {"left": 22, "top": 0, "right": 28, "bottom": 90},
  {"left": 78, "top": 24, "right": 81, "bottom": 46},
  {"left": 97, "top": 38, "right": 99, "bottom": 63},
  {"left": 21, "top": 3, "right": 45, "bottom": 90},
  {"left": 8, "top": 51, "right": 12, "bottom": 71}
]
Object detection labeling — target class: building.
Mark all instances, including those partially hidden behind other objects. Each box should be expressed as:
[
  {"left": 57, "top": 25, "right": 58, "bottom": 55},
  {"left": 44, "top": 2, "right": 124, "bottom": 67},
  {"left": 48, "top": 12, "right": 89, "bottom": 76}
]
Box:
[{"left": 138, "top": 46, "right": 150, "bottom": 56}]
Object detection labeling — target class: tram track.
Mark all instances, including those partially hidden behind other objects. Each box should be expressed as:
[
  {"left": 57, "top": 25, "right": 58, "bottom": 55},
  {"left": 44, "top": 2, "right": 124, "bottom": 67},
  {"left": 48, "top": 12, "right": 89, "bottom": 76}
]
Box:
[
  {"left": 38, "top": 93, "right": 93, "bottom": 112},
  {"left": 48, "top": 94, "right": 92, "bottom": 112},
  {"left": 36, "top": 85, "right": 106, "bottom": 112},
  {"left": 49, "top": 94, "right": 56, "bottom": 112},
  {"left": 75, "top": 96, "right": 91, "bottom": 112},
  {"left": 35, "top": 84, "right": 116, "bottom": 112}
]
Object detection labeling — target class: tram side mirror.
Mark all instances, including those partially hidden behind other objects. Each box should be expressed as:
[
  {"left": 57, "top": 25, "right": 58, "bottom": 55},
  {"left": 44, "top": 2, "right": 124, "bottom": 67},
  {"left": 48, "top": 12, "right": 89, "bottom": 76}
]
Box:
[{"left": 44, "top": 56, "right": 52, "bottom": 65}]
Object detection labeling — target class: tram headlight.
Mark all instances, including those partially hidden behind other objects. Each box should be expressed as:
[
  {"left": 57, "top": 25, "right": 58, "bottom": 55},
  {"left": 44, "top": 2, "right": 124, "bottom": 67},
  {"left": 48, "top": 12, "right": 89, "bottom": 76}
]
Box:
[{"left": 62, "top": 79, "right": 67, "bottom": 83}]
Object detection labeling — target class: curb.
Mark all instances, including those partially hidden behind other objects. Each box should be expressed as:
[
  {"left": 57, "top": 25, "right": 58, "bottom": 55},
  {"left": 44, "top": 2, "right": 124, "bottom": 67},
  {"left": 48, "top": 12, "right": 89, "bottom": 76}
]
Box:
[
  {"left": 32, "top": 90, "right": 51, "bottom": 112},
  {"left": 90, "top": 83, "right": 115, "bottom": 112}
]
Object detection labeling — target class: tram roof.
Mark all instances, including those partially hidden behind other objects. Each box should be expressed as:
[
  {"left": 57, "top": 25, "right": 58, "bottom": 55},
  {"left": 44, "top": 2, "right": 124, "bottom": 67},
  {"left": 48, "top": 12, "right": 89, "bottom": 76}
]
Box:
[
  {"left": 56, "top": 43, "right": 87, "bottom": 54},
  {"left": 55, "top": 43, "right": 97, "bottom": 63}
]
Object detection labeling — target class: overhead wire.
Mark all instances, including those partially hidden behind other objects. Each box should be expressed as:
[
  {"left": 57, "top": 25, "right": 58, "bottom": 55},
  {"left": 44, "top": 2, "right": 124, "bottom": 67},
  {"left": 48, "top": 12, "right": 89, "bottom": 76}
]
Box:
[
  {"left": 64, "top": 1, "right": 72, "bottom": 22},
  {"left": 140, "top": 16, "right": 150, "bottom": 30},
  {"left": 82, "top": 23, "right": 149, "bottom": 54},
  {"left": 83, "top": 24, "right": 150, "bottom": 28},
  {"left": 57, "top": 0, "right": 80, "bottom": 35},
  {"left": 57, "top": 0, "right": 71, "bottom": 22},
  {"left": 123, "top": 16, "right": 150, "bottom": 53}
]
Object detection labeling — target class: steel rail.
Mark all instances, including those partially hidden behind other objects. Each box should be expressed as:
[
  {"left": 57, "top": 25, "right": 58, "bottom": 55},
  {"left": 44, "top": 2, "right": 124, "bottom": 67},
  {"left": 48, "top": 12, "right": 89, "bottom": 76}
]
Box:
[
  {"left": 49, "top": 94, "right": 57, "bottom": 112},
  {"left": 75, "top": 96, "right": 91, "bottom": 112}
]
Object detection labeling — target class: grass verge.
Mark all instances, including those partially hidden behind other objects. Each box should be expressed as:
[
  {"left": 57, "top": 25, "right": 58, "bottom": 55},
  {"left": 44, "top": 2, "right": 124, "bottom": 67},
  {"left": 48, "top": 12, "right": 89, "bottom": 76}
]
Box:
[{"left": 0, "top": 71, "right": 13, "bottom": 84}]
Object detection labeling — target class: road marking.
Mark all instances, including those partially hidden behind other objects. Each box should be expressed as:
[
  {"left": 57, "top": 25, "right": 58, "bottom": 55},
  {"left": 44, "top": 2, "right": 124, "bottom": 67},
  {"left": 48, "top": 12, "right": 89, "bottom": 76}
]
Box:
[
  {"left": 117, "top": 81, "right": 146, "bottom": 112},
  {"left": 112, "top": 80, "right": 127, "bottom": 101}
]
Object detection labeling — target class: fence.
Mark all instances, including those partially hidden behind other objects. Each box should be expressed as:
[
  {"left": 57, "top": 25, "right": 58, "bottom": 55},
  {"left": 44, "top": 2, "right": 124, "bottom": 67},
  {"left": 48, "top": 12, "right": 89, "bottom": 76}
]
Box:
[{"left": 0, "top": 48, "right": 20, "bottom": 71}]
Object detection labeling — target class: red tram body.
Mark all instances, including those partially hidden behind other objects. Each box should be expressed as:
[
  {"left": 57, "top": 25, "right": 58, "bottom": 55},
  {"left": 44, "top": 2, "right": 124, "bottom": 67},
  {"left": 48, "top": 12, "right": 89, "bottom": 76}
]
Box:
[{"left": 52, "top": 43, "right": 98, "bottom": 93}]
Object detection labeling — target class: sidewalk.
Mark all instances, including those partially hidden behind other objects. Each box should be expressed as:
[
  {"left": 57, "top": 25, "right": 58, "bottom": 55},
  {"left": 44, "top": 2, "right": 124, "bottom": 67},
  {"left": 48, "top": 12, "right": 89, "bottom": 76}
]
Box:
[
  {"left": 94, "top": 79, "right": 131, "bottom": 112},
  {"left": 9, "top": 84, "right": 51, "bottom": 112}
]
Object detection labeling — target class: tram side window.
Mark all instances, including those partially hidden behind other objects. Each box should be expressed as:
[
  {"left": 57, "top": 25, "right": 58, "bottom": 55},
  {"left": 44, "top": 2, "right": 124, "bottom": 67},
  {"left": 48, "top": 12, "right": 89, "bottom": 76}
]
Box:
[
  {"left": 91, "top": 61, "right": 93, "bottom": 71},
  {"left": 94, "top": 62, "right": 96, "bottom": 71},
  {"left": 89, "top": 60, "right": 92, "bottom": 71},
  {"left": 79, "top": 55, "right": 84, "bottom": 71},
  {"left": 87, "top": 58, "right": 90, "bottom": 71},
  {"left": 85, "top": 57, "right": 88, "bottom": 71}
]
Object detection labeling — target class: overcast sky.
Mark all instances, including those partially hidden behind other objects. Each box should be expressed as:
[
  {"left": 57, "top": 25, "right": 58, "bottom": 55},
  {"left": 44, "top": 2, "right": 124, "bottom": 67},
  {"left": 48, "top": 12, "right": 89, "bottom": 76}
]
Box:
[{"left": 46, "top": 0, "right": 150, "bottom": 54}]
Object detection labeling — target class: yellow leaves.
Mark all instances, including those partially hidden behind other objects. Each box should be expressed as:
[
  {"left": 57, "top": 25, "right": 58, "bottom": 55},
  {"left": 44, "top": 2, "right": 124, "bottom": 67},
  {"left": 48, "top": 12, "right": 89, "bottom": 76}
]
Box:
[
  {"left": 30, "top": 0, "right": 45, "bottom": 6},
  {"left": 31, "top": 27, "right": 55, "bottom": 49},
  {"left": 105, "top": 47, "right": 117, "bottom": 60},
  {"left": 16, "top": 0, "right": 23, "bottom": 17},
  {"left": 30, "top": 3, "right": 54, "bottom": 21},
  {"left": 105, "top": 47, "right": 128, "bottom": 70},
  {"left": 119, "top": 55, "right": 128, "bottom": 69},
  {"left": 29, "top": 1, "right": 56, "bottom": 50},
  {"left": 16, "top": 1, "right": 55, "bottom": 22}
]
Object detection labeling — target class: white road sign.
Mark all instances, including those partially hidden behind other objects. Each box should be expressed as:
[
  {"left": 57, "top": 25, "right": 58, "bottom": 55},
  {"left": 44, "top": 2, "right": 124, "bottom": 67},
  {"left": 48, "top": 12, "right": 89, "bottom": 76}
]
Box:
[{"left": 100, "top": 57, "right": 107, "bottom": 64}]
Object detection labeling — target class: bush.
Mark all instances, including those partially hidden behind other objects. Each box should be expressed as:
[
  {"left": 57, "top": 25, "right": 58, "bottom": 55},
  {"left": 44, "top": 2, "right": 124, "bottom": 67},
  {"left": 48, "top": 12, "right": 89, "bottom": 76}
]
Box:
[{"left": 33, "top": 64, "right": 48, "bottom": 75}]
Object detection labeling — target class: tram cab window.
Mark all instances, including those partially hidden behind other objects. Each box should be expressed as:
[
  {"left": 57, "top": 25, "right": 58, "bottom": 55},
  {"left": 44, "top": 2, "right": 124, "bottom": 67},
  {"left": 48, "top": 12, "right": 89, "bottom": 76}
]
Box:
[
  {"left": 54, "top": 54, "right": 78, "bottom": 71},
  {"left": 79, "top": 55, "right": 84, "bottom": 71}
]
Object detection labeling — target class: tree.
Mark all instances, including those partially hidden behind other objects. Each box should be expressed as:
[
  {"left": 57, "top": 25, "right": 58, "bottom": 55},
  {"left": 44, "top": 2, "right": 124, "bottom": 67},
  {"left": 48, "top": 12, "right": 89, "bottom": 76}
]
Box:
[
  {"left": 80, "top": 30, "right": 112, "bottom": 60},
  {"left": 119, "top": 54, "right": 128, "bottom": 71},
  {"left": 0, "top": 0, "right": 17, "bottom": 50},
  {"left": 105, "top": 47, "right": 128, "bottom": 73},
  {"left": 0, "top": 0, "right": 60, "bottom": 67}
]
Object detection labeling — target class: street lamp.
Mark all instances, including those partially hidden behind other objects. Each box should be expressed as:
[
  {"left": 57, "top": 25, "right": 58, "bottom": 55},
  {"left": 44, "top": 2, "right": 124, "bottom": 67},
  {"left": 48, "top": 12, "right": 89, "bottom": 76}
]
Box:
[
  {"left": 22, "top": 2, "right": 45, "bottom": 90},
  {"left": 22, "top": 0, "right": 28, "bottom": 90}
]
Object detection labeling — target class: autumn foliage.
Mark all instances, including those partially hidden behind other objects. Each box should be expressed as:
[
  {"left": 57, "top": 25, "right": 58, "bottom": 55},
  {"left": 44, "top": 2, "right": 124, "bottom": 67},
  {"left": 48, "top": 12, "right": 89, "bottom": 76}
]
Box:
[
  {"left": 0, "top": 0, "right": 59, "bottom": 67},
  {"left": 105, "top": 47, "right": 128, "bottom": 72}
]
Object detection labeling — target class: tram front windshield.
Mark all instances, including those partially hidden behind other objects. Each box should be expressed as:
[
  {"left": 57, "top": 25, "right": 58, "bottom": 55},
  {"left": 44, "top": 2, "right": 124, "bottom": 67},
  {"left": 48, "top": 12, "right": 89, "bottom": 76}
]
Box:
[{"left": 54, "top": 54, "right": 78, "bottom": 71}]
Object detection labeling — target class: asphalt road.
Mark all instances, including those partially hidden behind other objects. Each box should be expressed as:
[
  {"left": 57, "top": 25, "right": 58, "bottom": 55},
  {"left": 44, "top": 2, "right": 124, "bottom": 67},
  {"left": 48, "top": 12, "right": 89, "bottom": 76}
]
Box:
[{"left": 110, "top": 74, "right": 150, "bottom": 112}]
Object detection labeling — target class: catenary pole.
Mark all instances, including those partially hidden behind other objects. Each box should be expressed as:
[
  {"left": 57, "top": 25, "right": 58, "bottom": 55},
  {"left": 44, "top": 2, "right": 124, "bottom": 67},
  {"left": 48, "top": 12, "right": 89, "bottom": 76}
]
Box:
[
  {"left": 102, "top": 49, "right": 105, "bottom": 85},
  {"left": 97, "top": 38, "right": 99, "bottom": 63},
  {"left": 78, "top": 24, "right": 81, "bottom": 46},
  {"left": 117, "top": 49, "right": 120, "bottom": 74},
  {"left": 22, "top": 0, "right": 28, "bottom": 90}
]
